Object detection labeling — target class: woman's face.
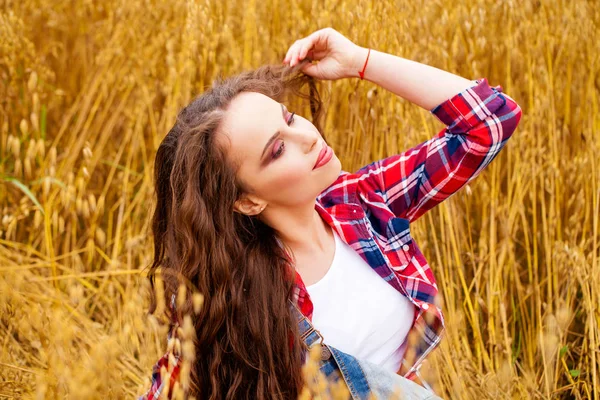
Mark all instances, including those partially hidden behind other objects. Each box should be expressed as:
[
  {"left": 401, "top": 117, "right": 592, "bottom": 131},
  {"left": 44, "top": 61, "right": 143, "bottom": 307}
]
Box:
[{"left": 218, "top": 91, "right": 342, "bottom": 214}]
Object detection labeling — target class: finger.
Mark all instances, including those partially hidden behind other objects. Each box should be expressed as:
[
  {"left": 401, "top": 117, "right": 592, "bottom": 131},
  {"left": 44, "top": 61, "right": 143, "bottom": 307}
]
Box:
[
  {"left": 299, "top": 30, "right": 324, "bottom": 60},
  {"left": 283, "top": 42, "right": 297, "bottom": 63},
  {"left": 283, "top": 45, "right": 293, "bottom": 63},
  {"left": 285, "top": 29, "right": 327, "bottom": 64},
  {"left": 307, "top": 29, "right": 329, "bottom": 52},
  {"left": 298, "top": 41, "right": 312, "bottom": 61},
  {"left": 288, "top": 44, "right": 303, "bottom": 65},
  {"left": 309, "top": 49, "right": 328, "bottom": 60},
  {"left": 294, "top": 40, "right": 309, "bottom": 65},
  {"left": 301, "top": 59, "right": 316, "bottom": 73},
  {"left": 290, "top": 45, "right": 303, "bottom": 67},
  {"left": 301, "top": 61, "right": 322, "bottom": 78}
]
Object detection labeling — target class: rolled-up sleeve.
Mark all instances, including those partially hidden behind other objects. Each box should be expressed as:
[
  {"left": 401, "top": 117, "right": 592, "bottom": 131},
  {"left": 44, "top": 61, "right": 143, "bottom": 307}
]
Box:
[{"left": 356, "top": 77, "right": 523, "bottom": 222}]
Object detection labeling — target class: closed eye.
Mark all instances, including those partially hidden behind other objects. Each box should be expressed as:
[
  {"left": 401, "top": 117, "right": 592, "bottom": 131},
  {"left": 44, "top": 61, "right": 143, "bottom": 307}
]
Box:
[
  {"left": 273, "top": 111, "right": 295, "bottom": 159},
  {"left": 287, "top": 112, "right": 295, "bottom": 125}
]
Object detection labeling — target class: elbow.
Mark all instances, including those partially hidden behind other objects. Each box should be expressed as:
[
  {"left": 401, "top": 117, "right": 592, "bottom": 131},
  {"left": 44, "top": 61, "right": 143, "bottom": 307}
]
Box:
[{"left": 495, "top": 93, "right": 523, "bottom": 141}]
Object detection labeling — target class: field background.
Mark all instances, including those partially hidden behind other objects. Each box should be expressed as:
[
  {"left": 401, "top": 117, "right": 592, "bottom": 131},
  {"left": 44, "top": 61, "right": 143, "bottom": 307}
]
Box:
[{"left": 1, "top": 0, "right": 599, "bottom": 398}]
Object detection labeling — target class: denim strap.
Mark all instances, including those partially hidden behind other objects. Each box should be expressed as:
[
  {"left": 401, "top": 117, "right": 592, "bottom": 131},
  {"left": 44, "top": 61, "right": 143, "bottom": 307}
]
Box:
[
  {"left": 288, "top": 299, "right": 324, "bottom": 350},
  {"left": 288, "top": 299, "right": 373, "bottom": 400}
]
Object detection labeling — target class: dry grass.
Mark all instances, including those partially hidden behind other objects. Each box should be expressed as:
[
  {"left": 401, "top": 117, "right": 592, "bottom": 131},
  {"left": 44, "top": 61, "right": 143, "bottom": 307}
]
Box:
[{"left": 1, "top": 0, "right": 599, "bottom": 398}]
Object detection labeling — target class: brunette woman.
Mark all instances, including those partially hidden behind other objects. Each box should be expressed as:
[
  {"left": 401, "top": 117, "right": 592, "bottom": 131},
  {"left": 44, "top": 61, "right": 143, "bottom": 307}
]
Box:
[{"left": 139, "top": 27, "right": 522, "bottom": 400}]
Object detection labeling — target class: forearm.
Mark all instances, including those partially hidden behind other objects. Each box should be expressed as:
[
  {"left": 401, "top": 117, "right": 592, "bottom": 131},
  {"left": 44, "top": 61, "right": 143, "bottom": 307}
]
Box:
[{"left": 347, "top": 47, "right": 478, "bottom": 111}]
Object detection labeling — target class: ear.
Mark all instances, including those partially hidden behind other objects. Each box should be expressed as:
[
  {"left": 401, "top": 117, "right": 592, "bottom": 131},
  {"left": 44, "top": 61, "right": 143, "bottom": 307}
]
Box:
[{"left": 233, "top": 194, "right": 267, "bottom": 216}]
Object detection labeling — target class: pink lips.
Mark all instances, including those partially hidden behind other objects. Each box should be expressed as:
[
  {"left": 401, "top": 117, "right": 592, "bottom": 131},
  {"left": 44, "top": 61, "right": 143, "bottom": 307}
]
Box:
[{"left": 313, "top": 142, "right": 333, "bottom": 170}]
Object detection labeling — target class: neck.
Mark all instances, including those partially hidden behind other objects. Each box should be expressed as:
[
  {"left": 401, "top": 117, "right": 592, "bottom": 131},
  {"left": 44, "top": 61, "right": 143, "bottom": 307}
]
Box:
[{"left": 259, "top": 200, "right": 331, "bottom": 255}]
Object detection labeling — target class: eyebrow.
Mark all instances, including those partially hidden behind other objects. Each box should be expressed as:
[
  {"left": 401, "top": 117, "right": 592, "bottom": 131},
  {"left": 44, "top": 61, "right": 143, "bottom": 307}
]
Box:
[{"left": 260, "top": 103, "right": 286, "bottom": 162}]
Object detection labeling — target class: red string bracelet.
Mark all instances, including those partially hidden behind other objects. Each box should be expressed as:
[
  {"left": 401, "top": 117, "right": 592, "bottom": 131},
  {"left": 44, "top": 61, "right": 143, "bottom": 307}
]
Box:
[{"left": 358, "top": 48, "right": 371, "bottom": 80}]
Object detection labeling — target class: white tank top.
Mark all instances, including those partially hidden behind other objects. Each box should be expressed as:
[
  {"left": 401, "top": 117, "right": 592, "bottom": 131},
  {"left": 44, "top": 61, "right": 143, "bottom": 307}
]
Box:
[{"left": 305, "top": 229, "right": 416, "bottom": 373}]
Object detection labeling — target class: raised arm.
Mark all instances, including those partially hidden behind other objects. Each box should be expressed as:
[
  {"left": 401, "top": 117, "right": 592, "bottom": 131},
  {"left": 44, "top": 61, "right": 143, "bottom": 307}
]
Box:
[
  {"left": 282, "top": 28, "right": 523, "bottom": 222},
  {"left": 357, "top": 73, "right": 522, "bottom": 221},
  {"left": 348, "top": 47, "right": 481, "bottom": 111}
]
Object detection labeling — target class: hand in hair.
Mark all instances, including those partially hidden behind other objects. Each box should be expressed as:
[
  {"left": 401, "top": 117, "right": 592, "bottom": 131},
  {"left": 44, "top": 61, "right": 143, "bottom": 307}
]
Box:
[{"left": 282, "top": 27, "right": 367, "bottom": 81}]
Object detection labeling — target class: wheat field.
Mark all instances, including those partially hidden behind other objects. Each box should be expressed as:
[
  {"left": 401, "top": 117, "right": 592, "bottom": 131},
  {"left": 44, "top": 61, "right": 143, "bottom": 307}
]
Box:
[{"left": 1, "top": 0, "right": 599, "bottom": 398}]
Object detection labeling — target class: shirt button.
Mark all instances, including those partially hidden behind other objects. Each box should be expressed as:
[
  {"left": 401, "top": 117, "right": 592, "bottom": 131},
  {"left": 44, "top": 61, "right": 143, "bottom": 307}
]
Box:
[
  {"left": 402, "top": 244, "right": 410, "bottom": 251},
  {"left": 422, "top": 303, "right": 429, "bottom": 310},
  {"left": 353, "top": 209, "right": 356, "bottom": 213}
]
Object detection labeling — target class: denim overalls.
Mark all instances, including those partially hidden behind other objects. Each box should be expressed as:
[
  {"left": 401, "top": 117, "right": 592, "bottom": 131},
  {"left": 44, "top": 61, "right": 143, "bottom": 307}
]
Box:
[{"left": 289, "top": 299, "right": 443, "bottom": 400}]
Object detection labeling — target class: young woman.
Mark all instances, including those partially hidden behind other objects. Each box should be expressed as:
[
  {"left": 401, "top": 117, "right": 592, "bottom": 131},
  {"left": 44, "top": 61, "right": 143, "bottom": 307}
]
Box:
[{"left": 139, "top": 27, "right": 522, "bottom": 400}]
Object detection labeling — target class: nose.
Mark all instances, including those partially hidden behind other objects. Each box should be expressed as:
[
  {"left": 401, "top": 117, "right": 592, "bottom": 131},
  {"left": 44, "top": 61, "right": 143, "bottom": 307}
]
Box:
[
  {"left": 306, "top": 132, "right": 319, "bottom": 154},
  {"left": 289, "top": 128, "right": 319, "bottom": 154}
]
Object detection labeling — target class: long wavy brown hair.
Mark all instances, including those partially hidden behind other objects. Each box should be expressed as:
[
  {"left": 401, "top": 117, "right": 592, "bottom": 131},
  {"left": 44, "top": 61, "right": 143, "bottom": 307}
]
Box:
[{"left": 147, "top": 61, "right": 326, "bottom": 399}]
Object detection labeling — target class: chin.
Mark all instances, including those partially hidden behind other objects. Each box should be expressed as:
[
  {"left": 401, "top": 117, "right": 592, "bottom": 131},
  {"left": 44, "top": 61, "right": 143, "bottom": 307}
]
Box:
[{"left": 319, "top": 156, "right": 343, "bottom": 192}]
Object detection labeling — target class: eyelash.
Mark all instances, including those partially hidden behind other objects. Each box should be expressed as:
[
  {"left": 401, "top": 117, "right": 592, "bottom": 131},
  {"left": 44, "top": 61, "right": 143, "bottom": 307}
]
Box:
[{"left": 273, "top": 112, "right": 295, "bottom": 159}]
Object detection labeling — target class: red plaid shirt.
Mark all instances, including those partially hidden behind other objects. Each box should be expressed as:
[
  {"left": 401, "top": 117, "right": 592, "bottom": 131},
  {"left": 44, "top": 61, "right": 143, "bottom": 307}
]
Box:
[{"left": 139, "top": 77, "right": 522, "bottom": 399}]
